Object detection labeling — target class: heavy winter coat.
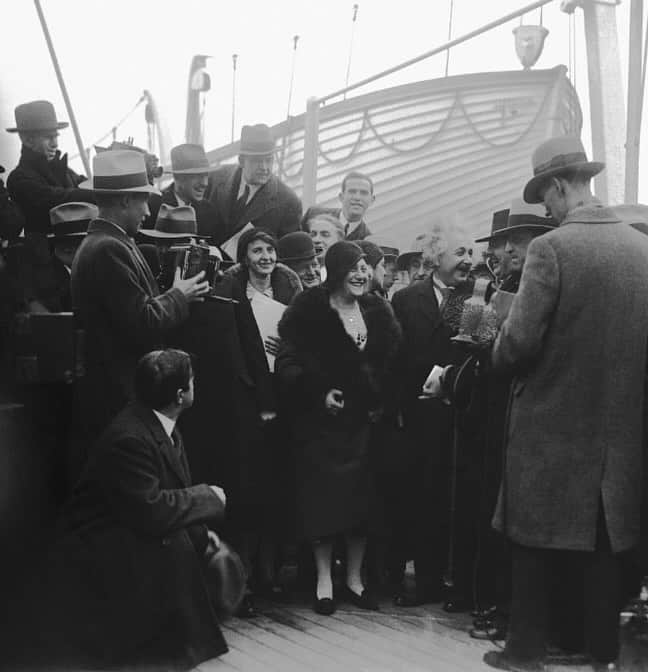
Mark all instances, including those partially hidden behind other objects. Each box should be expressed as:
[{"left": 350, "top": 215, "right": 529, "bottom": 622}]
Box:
[
  {"left": 492, "top": 203, "right": 648, "bottom": 552},
  {"left": 207, "top": 165, "right": 301, "bottom": 244},
  {"left": 20, "top": 403, "right": 227, "bottom": 669},
  {"left": 71, "top": 218, "right": 189, "bottom": 439},
  {"left": 225, "top": 261, "right": 302, "bottom": 306},
  {"left": 276, "top": 287, "right": 401, "bottom": 538}
]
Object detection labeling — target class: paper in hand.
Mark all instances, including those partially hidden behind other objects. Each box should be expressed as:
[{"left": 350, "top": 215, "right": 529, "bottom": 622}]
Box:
[{"left": 249, "top": 291, "right": 286, "bottom": 372}]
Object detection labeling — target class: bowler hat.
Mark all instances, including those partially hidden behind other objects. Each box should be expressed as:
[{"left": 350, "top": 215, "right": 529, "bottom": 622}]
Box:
[
  {"left": 166, "top": 143, "right": 211, "bottom": 174},
  {"left": 48, "top": 202, "right": 98, "bottom": 239},
  {"left": 139, "top": 203, "right": 202, "bottom": 240},
  {"left": 79, "top": 150, "right": 159, "bottom": 194},
  {"left": 474, "top": 209, "right": 510, "bottom": 243},
  {"left": 523, "top": 136, "right": 604, "bottom": 204},
  {"left": 278, "top": 231, "right": 316, "bottom": 262},
  {"left": 356, "top": 240, "right": 384, "bottom": 269},
  {"left": 505, "top": 198, "right": 557, "bottom": 234},
  {"left": 6, "top": 100, "right": 69, "bottom": 133},
  {"left": 324, "top": 240, "right": 365, "bottom": 289},
  {"left": 396, "top": 232, "right": 428, "bottom": 271},
  {"left": 239, "top": 124, "right": 275, "bottom": 156}
]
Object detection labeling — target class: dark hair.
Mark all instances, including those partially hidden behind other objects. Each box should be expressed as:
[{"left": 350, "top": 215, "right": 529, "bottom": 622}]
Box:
[
  {"left": 341, "top": 171, "right": 374, "bottom": 194},
  {"left": 236, "top": 227, "right": 277, "bottom": 265},
  {"left": 134, "top": 349, "right": 193, "bottom": 410},
  {"left": 324, "top": 240, "right": 365, "bottom": 291}
]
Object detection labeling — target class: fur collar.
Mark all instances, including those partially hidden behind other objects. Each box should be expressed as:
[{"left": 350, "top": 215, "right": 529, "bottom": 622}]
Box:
[{"left": 225, "top": 262, "right": 302, "bottom": 306}]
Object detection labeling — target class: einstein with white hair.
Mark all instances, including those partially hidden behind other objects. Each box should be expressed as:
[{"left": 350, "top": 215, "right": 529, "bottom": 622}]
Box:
[{"left": 390, "top": 212, "right": 476, "bottom": 611}]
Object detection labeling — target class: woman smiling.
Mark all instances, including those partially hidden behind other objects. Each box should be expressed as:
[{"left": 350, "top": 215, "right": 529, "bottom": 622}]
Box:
[{"left": 276, "top": 241, "right": 401, "bottom": 616}]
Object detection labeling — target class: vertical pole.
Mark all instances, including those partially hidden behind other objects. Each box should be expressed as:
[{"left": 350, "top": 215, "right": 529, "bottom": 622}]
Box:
[
  {"left": 231, "top": 54, "right": 238, "bottom": 143},
  {"left": 344, "top": 4, "right": 359, "bottom": 100},
  {"left": 625, "top": 0, "right": 644, "bottom": 204},
  {"left": 286, "top": 36, "right": 300, "bottom": 119},
  {"left": 302, "top": 97, "right": 320, "bottom": 209},
  {"left": 573, "top": 0, "right": 626, "bottom": 204},
  {"left": 445, "top": 0, "right": 454, "bottom": 77},
  {"left": 33, "top": 0, "right": 91, "bottom": 176}
]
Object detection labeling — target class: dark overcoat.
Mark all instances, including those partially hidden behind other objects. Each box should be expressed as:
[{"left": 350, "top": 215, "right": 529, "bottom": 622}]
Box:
[
  {"left": 225, "top": 261, "right": 303, "bottom": 306},
  {"left": 206, "top": 165, "right": 302, "bottom": 244},
  {"left": 7, "top": 146, "right": 91, "bottom": 237},
  {"left": 492, "top": 203, "right": 648, "bottom": 552},
  {"left": 71, "top": 218, "right": 189, "bottom": 438},
  {"left": 276, "top": 287, "right": 401, "bottom": 539},
  {"left": 170, "top": 275, "right": 274, "bottom": 532},
  {"left": 14, "top": 403, "right": 227, "bottom": 669}
]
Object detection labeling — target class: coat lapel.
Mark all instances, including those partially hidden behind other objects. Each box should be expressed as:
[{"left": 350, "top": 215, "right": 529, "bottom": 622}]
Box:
[
  {"left": 243, "top": 177, "right": 277, "bottom": 223},
  {"left": 417, "top": 280, "right": 444, "bottom": 332},
  {"left": 138, "top": 406, "right": 189, "bottom": 485},
  {"left": 217, "top": 168, "right": 241, "bottom": 237}
]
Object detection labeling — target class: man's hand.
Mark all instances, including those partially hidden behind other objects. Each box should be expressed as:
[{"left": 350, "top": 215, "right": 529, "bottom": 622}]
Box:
[
  {"left": 421, "top": 365, "right": 444, "bottom": 398},
  {"left": 173, "top": 268, "right": 210, "bottom": 302},
  {"left": 209, "top": 484, "right": 226, "bottom": 507},
  {"left": 264, "top": 335, "right": 282, "bottom": 357},
  {"left": 207, "top": 529, "right": 221, "bottom": 550},
  {"left": 260, "top": 410, "right": 277, "bottom": 423},
  {"left": 324, "top": 388, "right": 344, "bottom": 415}
]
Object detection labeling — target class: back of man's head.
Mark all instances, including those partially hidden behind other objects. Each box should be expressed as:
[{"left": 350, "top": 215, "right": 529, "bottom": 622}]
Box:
[{"left": 135, "top": 349, "right": 193, "bottom": 410}]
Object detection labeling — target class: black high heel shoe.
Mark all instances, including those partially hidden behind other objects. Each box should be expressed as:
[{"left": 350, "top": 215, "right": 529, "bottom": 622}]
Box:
[
  {"left": 341, "top": 586, "right": 379, "bottom": 611},
  {"left": 313, "top": 596, "right": 336, "bottom": 615}
]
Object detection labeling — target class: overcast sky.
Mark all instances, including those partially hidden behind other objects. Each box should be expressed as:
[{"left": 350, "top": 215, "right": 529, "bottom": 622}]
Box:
[{"left": 0, "top": 0, "right": 645, "bottom": 202}]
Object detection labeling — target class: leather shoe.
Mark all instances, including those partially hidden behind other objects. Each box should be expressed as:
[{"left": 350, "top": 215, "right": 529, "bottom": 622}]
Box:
[
  {"left": 483, "top": 650, "right": 544, "bottom": 671},
  {"left": 470, "top": 624, "right": 507, "bottom": 641},
  {"left": 313, "top": 597, "right": 336, "bottom": 616},
  {"left": 342, "top": 586, "right": 379, "bottom": 611},
  {"left": 393, "top": 588, "right": 445, "bottom": 607},
  {"left": 234, "top": 595, "right": 258, "bottom": 619}
]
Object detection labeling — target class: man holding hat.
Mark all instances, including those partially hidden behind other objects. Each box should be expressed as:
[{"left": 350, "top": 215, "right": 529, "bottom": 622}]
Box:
[
  {"left": 71, "top": 149, "right": 210, "bottom": 443},
  {"left": 484, "top": 137, "right": 648, "bottom": 672},
  {"left": 207, "top": 123, "right": 301, "bottom": 245},
  {"left": 145, "top": 143, "right": 220, "bottom": 238},
  {"left": 6, "top": 100, "right": 93, "bottom": 256}
]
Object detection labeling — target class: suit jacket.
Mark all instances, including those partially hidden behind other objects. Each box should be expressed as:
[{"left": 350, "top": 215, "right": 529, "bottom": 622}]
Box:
[
  {"left": 206, "top": 165, "right": 301, "bottom": 244},
  {"left": 143, "top": 182, "right": 220, "bottom": 240},
  {"left": 71, "top": 218, "right": 189, "bottom": 438},
  {"left": 37, "top": 403, "right": 227, "bottom": 668},
  {"left": 7, "top": 146, "right": 90, "bottom": 237},
  {"left": 492, "top": 203, "right": 648, "bottom": 552}
]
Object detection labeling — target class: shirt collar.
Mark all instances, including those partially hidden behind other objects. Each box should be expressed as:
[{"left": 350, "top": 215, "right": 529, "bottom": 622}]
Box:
[
  {"left": 152, "top": 409, "right": 176, "bottom": 439},
  {"left": 174, "top": 186, "right": 189, "bottom": 206},
  {"left": 339, "top": 211, "right": 364, "bottom": 235},
  {"left": 238, "top": 174, "right": 262, "bottom": 200}
]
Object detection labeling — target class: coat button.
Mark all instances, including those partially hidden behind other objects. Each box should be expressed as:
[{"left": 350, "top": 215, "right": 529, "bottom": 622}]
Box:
[{"left": 162, "top": 538, "right": 170, "bottom": 546}]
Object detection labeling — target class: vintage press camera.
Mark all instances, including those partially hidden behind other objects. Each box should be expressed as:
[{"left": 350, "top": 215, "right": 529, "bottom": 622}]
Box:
[{"left": 157, "top": 242, "right": 220, "bottom": 291}]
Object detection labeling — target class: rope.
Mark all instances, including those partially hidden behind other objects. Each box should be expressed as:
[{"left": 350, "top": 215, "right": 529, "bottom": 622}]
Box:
[
  {"left": 69, "top": 95, "right": 146, "bottom": 160},
  {"left": 445, "top": 0, "right": 455, "bottom": 77}
]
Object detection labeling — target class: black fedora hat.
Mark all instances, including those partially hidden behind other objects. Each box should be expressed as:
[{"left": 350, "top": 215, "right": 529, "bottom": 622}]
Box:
[
  {"left": 139, "top": 204, "right": 206, "bottom": 240},
  {"left": 6, "top": 100, "right": 69, "bottom": 133},
  {"left": 48, "top": 202, "right": 98, "bottom": 240},
  {"left": 504, "top": 198, "right": 557, "bottom": 234},
  {"left": 474, "top": 209, "right": 510, "bottom": 243}
]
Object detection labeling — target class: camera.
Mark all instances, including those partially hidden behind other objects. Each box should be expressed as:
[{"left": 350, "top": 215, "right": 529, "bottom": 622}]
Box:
[{"left": 157, "top": 242, "right": 221, "bottom": 291}]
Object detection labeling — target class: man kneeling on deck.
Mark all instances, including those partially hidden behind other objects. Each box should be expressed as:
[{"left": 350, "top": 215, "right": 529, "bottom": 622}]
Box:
[{"left": 8, "top": 349, "right": 230, "bottom": 671}]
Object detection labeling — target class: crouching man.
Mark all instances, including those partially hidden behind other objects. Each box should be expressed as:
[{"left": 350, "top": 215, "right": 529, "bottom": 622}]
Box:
[{"left": 9, "top": 349, "right": 229, "bottom": 670}]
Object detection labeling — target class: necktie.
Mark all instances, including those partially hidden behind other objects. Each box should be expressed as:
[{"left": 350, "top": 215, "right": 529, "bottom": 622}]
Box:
[{"left": 233, "top": 185, "right": 250, "bottom": 224}]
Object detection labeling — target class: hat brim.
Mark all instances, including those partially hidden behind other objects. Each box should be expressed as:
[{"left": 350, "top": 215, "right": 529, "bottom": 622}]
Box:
[
  {"left": 6, "top": 121, "right": 69, "bottom": 133},
  {"left": 163, "top": 165, "right": 214, "bottom": 175},
  {"left": 523, "top": 161, "right": 604, "bottom": 204},
  {"left": 502, "top": 223, "right": 557, "bottom": 235},
  {"left": 48, "top": 232, "right": 87, "bottom": 240},
  {"left": 239, "top": 148, "right": 278, "bottom": 157},
  {"left": 396, "top": 251, "right": 421, "bottom": 270},
  {"left": 474, "top": 231, "right": 507, "bottom": 243},
  {"left": 78, "top": 178, "right": 160, "bottom": 195},
  {"left": 139, "top": 229, "right": 209, "bottom": 240},
  {"left": 280, "top": 253, "right": 317, "bottom": 263}
]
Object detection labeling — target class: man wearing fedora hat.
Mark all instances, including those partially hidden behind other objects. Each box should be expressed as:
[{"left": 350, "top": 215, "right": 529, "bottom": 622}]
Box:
[
  {"left": 6, "top": 101, "right": 94, "bottom": 257},
  {"left": 144, "top": 143, "right": 220, "bottom": 238},
  {"left": 483, "top": 136, "right": 648, "bottom": 672},
  {"left": 206, "top": 124, "right": 301, "bottom": 245},
  {"left": 71, "top": 150, "right": 210, "bottom": 444},
  {"left": 277, "top": 231, "right": 321, "bottom": 288}
]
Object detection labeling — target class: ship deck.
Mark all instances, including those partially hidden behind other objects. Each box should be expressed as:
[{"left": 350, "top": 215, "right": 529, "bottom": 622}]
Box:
[{"left": 201, "top": 595, "right": 648, "bottom": 672}]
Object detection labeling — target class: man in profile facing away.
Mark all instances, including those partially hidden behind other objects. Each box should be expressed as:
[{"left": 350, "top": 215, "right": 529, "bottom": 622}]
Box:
[{"left": 8, "top": 349, "right": 229, "bottom": 670}]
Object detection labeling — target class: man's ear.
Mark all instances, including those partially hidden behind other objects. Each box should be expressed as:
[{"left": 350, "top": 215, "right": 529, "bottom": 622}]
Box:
[
  {"left": 338, "top": 190, "right": 344, "bottom": 205},
  {"left": 553, "top": 177, "right": 566, "bottom": 196},
  {"left": 175, "top": 387, "right": 184, "bottom": 406},
  {"left": 120, "top": 194, "right": 131, "bottom": 210}
]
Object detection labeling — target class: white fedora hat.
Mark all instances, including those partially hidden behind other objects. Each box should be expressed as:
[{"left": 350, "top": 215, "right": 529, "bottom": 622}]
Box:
[{"left": 79, "top": 150, "right": 159, "bottom": 194}]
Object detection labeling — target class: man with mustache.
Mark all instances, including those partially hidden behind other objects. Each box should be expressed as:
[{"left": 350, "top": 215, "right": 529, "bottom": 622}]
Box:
[
  {"left": 206, "top": 124, "right": 301, "bottom": 246},
  {"left": 391, "top": 215, "right": 476, "bottom": 610},
  {"left": 144, "top": 144, "right": 219, "bottom": 240}
]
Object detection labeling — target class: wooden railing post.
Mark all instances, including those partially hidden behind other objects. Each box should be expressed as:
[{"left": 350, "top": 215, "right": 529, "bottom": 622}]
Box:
[{"left": 302, "top": 97, "right": 320, "bottom": 209}]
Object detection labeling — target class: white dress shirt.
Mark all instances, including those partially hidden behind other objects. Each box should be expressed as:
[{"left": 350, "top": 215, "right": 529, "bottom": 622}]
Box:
[{"left": 153, "top": 409, "right": 176, "bottom": 439}]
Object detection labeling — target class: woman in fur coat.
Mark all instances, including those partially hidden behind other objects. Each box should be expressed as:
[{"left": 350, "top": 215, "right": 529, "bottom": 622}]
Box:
[{"left": 276, "top": 241, "right": 401, "bottom": 615}]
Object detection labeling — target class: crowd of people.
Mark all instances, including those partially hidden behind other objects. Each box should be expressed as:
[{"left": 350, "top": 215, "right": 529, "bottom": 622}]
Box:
[{"left": 1, "top": 99, "right": 647, "bottom": 672}]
